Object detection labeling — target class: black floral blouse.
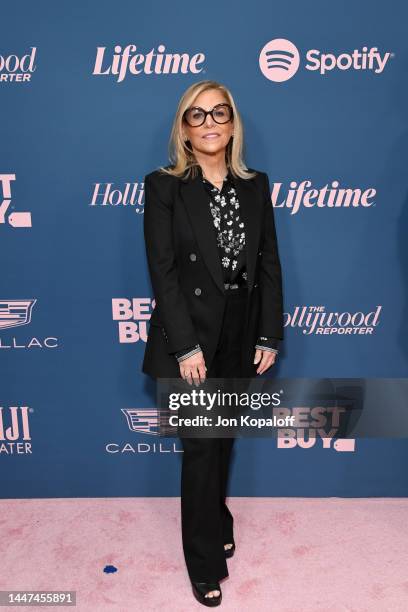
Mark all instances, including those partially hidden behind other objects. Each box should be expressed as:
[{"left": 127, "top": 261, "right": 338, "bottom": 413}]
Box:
[
  {"left": 203, "top": 169, "right": 247, "bottom": 286},
  {"left": 174, "top": 166, "right": 280, "bottom": 363}
]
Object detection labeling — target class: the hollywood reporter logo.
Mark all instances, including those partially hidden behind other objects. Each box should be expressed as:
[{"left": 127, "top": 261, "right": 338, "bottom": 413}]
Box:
[
  {"left": 90, "top": 181, "right": 144, "bottom": 212},
  {"left": 259, "top": 38, "right": 392, "bottom": 82},
  {"left": 0, "top": 174, "right": 32, "bottom": 228},
  {"left": 0, "top": 47, "right": 37, "bottom": 82},
  {"left": 286, "top": 305, "right": 382, "bottom": 336}
]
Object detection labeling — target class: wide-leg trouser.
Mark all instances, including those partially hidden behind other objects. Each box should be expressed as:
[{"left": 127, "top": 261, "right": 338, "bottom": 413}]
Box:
[{"left": 180, "top": 286, "right": 248, "bottom": 582}]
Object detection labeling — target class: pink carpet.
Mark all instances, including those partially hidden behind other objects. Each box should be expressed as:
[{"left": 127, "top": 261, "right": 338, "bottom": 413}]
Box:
[{"left": 1, "top": 497, "right": 407, "bottom": 611}]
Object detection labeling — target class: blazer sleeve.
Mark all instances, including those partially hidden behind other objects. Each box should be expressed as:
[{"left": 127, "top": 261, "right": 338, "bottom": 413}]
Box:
[
  {"left": 255, "top": 336, "right": 280, "bottom": 353},
  {"left": 143, "top": 172, "right": 200, "bottom": 354},
  {"left": 257, "top": 172, "right": 284, "bottom": 341}
]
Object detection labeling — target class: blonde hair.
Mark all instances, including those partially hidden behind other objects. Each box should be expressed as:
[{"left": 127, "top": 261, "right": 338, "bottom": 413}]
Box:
[{"left": 158, "top": 80, "right": 257, "bottom": 181}]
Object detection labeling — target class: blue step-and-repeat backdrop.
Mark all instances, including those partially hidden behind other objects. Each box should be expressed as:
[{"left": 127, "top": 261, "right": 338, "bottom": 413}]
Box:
[{"left": 1, "top": 1, "right": 407, "bottom": 498}]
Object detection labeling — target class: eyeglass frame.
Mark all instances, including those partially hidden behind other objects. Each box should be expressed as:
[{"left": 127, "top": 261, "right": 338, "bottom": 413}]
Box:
[{"left": 182, "top": 103, "right": 234, "bottom": 127}]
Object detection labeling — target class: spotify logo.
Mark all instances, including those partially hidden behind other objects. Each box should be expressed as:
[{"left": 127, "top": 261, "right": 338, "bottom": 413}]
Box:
[
  {"left": 259, "top": 38, "right": 392, "bottom": 82},
  {"left": 259, "top": 39, "right": 300, "bottom": 82}
]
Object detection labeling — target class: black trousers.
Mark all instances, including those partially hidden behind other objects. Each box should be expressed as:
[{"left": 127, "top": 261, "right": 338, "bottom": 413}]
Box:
[{"left": 180, "top": 286, "right": 248, "bottom": 582}]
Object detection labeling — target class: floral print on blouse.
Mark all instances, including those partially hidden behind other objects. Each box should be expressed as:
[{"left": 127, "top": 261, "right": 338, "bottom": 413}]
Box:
[
  {"left": 172, "top": 166, "right": 280, "bottom": 362},
  {"left": 202, "top": 171, "right": 247, "bottom": 285}
]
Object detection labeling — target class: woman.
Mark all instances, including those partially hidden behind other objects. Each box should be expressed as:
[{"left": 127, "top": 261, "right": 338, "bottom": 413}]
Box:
[{"left": 142, "top": 80, "right": 284, "bottom": 606}]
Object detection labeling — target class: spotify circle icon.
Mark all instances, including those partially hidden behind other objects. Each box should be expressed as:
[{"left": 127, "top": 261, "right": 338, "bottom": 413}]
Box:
[{"left": 259, "top": 38, "right": 300, "bottom": 82}]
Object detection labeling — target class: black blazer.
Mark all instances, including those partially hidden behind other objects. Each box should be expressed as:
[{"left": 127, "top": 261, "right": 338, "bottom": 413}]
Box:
[{"left": 141, "top": 165, "right": 284, "bottom": 379}]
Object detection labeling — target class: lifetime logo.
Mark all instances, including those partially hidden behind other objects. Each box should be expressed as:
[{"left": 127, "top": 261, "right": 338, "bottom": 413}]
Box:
[
  {"left": 259, "top": 38, "right": 392, "bottom": 82},
  {"left": 93, "top": 44, "right": 206, "bottom": 83}
]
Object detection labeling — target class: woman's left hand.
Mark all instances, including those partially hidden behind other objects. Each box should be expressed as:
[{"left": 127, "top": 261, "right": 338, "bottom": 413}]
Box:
[{"left": 253, "top": 349, "right": 277, "bottom": 375}]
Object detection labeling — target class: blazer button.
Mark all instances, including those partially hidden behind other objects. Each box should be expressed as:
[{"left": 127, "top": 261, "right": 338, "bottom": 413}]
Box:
[
  {"left": 189, "top": 253, "right": 197, "bottom": 261},
  {"left": 254, "top": 283, "right": 258, "bottom": 288},
  {"left": 194, "top": 287, "right": 202, "bottom": 296},
  {"left": 258, "top": 251, "right": 262, "bottom": 256}
]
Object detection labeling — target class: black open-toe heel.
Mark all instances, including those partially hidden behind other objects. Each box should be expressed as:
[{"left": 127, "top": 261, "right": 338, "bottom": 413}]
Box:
[
  {"left": 224, "top": 541, "right": 236, "bottom": 558},
  {"left": 191, "top": 581, "right": 222, "bottom": 607}
]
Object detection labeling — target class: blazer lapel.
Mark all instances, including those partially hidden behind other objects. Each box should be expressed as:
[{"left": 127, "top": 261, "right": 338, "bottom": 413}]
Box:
[
  {"left": 235, "top": 176, "right": 262, "bottom": 292},
  {"left": 180, "top": 171, "right": 262, "bottom": 294}
]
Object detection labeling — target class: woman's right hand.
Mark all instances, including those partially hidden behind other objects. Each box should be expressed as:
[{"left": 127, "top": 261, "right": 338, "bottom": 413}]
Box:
[{"left": 179, "top": 350, "right": 207, "bottom": 386}]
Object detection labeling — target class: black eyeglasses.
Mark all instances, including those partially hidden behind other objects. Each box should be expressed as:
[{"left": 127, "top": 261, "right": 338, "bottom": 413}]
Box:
[{"left": 183, "top": 103, "right": 233, "bottom": 127}]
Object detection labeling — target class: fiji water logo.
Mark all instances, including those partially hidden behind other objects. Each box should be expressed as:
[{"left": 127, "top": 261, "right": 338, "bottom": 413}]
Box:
[
  {"left": 0, "top": 407, "right": 31, "bottom": 441},
  {"left": 259, "top": 38, "right": 392, "bottom": 82},
  {"left": 0, "top": 174, "right": 32, "bottom": 228},
  {"left": 93, "top": 44, "right": 206, "bottom": 83},
  {"left": 0, "top": 407, "right": 32, "bottom": 456}
]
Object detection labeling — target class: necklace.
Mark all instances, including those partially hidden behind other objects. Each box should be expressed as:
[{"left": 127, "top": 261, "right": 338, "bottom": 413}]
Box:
[{"left": 202, "top": 169, "right": 227, "bottom": 187}]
